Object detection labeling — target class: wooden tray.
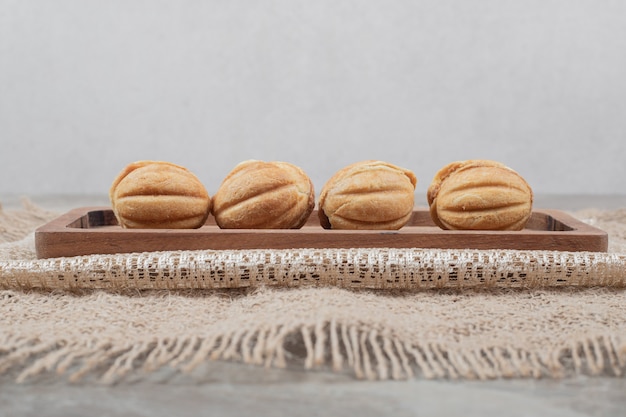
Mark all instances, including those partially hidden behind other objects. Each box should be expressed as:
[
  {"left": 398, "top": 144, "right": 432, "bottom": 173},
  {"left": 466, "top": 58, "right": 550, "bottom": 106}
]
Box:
[{"left": 34, "top": 207, "right": 608, "bottom": 258}]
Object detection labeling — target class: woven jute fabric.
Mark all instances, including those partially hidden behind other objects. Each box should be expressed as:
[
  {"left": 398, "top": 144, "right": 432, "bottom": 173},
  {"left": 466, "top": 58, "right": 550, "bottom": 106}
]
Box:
[{"left": 1, "top": 199, "right": 626, "bottom": 383}]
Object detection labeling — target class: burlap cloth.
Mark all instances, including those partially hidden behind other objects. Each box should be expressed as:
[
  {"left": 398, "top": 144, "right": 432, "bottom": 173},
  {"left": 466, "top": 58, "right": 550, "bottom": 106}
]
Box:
[{"left": 1, "top": 199, "right": 625, "bottom": 384}]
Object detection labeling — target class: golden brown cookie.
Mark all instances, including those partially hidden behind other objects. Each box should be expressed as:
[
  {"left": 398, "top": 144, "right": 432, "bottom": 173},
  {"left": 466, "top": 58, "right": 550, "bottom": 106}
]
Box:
[
  {"left": 427, "top": 160, "right": 533, "bottom": 230},
  {"left": 318, "top": 160, "right": 417, "bottom": 229},
  {"left": 109, "top": 160, "right": 211, "bottom": 229},
  {"left": 211, "top": 160, "right": 315, "bottom": 229}
]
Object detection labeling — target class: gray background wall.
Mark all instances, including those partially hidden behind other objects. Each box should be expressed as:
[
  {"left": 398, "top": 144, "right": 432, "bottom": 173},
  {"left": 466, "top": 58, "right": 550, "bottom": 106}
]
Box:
[{"left": 1, "top": 0, "right": 625, "bottom": 200}]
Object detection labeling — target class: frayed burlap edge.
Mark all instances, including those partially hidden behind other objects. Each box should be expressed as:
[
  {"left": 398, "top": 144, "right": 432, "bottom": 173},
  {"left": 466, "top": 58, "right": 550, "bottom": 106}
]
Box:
[
  {"left": 1, "top": 200, "right": 626, "bottom": 384},
  {"left": 0, "top": 289, "right": 626, "bottom": 384},
  {"left": 2, "top": 287, "right": 625, "bottom": 384},
  {"left": 5, "top": 323, "right": 626, "bottom": 384}
]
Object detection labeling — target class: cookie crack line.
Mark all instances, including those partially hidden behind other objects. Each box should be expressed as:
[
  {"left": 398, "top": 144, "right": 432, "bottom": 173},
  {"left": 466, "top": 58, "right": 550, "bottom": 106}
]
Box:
[
  {"left": 115, "top": 194, "right": 209, "bottom": 200},
  {"left": 437, "top": 201, "right": 531, "bottom": 213},
  {"left": 445, "top": 182, "right": 531, "bottom": 195},
  {"left": 214, "top": 182, "right": 301, "bottom": 212}
]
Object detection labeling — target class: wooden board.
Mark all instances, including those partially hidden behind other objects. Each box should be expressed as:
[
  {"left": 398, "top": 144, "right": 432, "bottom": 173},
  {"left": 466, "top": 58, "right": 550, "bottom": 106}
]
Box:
[{"left": 34, "top": 207, "right": 608, "bottom": 258}]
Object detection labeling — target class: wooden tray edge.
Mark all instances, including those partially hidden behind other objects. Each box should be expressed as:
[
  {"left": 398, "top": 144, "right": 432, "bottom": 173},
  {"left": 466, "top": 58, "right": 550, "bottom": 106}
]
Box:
[{"left": 34, "top": 206, "right": 609, "bottom": 258}]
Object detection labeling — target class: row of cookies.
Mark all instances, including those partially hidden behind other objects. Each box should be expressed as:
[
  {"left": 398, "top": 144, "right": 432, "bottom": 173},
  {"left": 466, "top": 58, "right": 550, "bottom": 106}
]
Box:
[{"left": 109, "top": 159, "right": 533, "bottom": 231}]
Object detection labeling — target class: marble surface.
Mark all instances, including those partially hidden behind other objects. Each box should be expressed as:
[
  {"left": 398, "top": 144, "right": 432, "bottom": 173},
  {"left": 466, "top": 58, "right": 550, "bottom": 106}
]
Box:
[{"left": 1, "top": 363, "right": 625, "bottom": 417}]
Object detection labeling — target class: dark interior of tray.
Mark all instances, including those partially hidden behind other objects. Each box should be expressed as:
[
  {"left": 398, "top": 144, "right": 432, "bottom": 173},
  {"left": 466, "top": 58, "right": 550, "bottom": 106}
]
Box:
[{"left": 67, "top": 209, "right": 574, "bottom": 232}]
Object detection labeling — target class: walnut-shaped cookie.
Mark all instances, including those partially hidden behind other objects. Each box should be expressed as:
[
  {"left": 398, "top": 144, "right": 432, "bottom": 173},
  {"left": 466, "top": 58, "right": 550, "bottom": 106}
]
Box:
[
  {"left": 109, "top": 160, "right": 211, "bottom": 229},
  {"left": 211, "top": 160, "right": 315, "bottom": 229},
  {"left": 318, "top": 160, "right": 417, "bottom": 230},
  {"left": 427, "top": 160, "right": 533, "bottom": 230}
]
